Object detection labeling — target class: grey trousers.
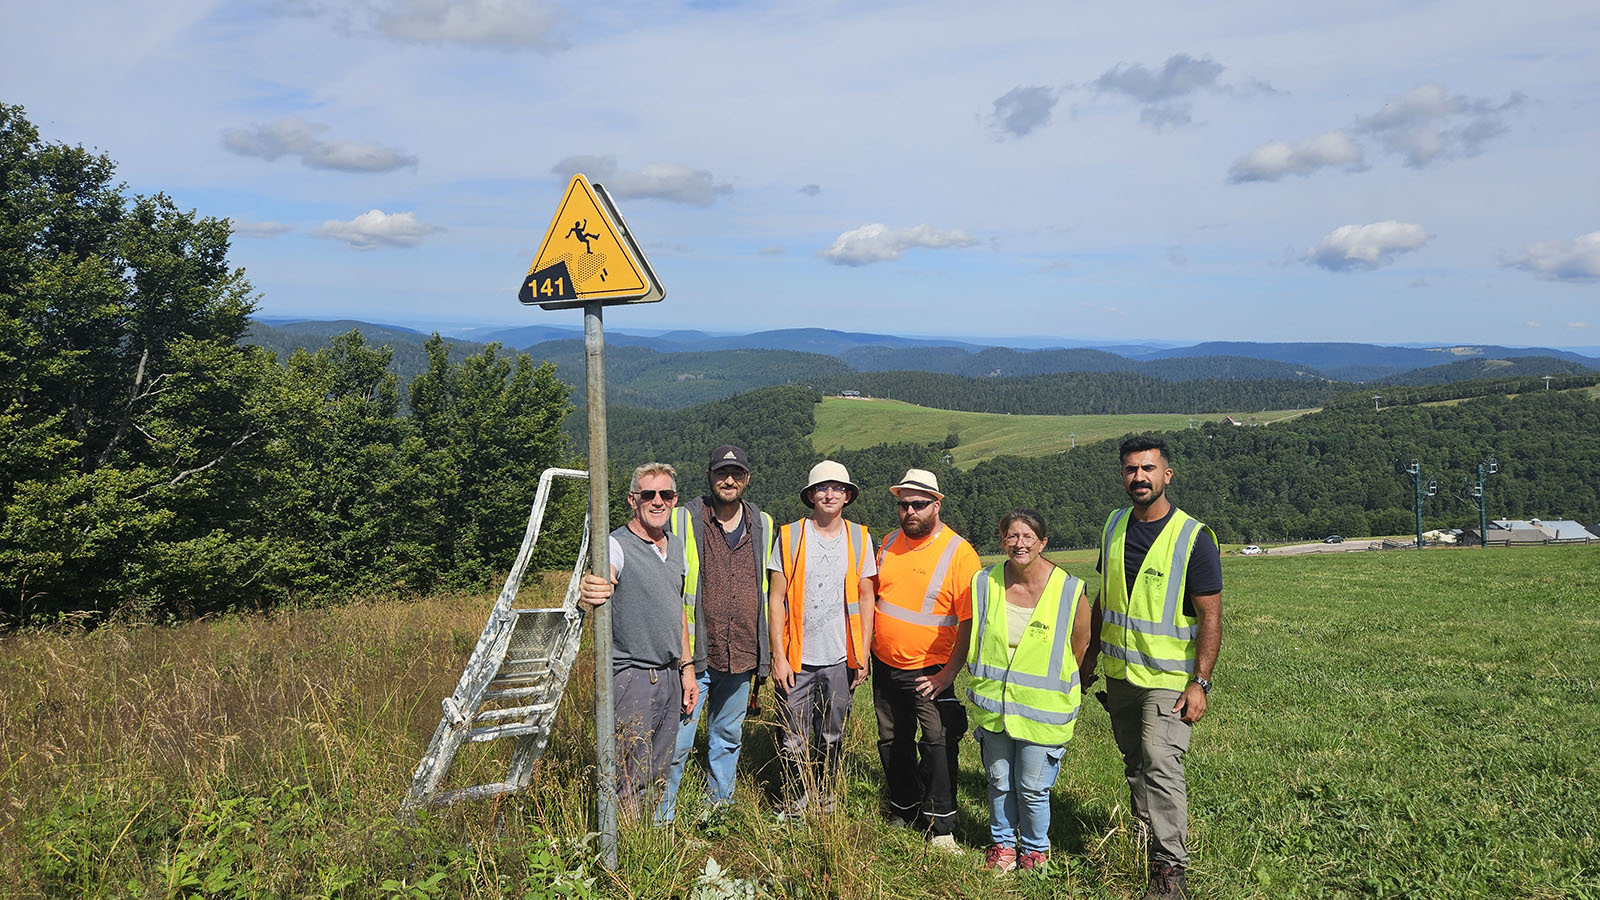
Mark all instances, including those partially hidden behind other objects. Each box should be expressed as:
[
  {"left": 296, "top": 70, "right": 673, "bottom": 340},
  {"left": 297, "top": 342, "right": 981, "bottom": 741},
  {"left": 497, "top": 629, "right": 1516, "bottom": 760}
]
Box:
[
  {"left": 614, "top": 665, "right": 682, "bottom": 816},
  {"left": 776, "top": 662, "right": 852, "bottom": 805},
  {"left": 1105, "top": 677, "right": 1193, "bottom": 867}
]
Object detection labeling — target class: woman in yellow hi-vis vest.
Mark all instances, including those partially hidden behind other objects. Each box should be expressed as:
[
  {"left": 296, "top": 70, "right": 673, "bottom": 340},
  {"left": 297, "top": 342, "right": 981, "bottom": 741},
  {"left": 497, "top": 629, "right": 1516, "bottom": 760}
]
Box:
[{"left": 966, "top": 509, "right": 1091, "bottom": 874}]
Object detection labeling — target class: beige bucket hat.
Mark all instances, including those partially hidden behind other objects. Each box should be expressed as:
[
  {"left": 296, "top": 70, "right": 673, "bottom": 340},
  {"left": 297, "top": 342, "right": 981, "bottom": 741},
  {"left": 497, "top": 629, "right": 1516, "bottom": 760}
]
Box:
[
  {"left": 889, "top": 468, "right": 943, "bottom": 500},
  {"left": 801, "top": 460, "right": 859, "bottom": 508}
]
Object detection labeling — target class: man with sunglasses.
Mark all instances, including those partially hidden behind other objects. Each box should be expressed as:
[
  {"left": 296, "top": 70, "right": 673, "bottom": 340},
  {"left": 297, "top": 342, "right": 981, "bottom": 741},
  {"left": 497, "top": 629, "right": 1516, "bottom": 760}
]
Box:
[
  {"left": 659, "top": 445, "right": 776, "bottom": 824},
  {"left": 579, "top": 463, "right": 700, "bottom": 817},
  {"left": 871, "top": 468, "right": 981, "bottom": 852}
]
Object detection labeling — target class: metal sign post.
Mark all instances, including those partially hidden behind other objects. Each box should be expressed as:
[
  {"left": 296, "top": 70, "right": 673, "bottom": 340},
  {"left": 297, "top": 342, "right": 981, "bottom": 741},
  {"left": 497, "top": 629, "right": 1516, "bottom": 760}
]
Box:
[
  {"left": 583, "top": 301, "right": 617, "bottom": 869},
  {"left": 518, "top": 173, "right": 664, "bottom": 871}
]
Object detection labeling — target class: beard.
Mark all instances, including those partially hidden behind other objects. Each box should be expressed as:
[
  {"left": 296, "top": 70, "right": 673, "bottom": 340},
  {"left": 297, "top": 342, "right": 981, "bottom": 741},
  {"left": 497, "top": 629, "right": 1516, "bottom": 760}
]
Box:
[
  {"left": 1128, "top": 481, "right": 1165, "bottom": 507},
  {"left": 901, "top": 515, "right": 934, "bottom": 538}
]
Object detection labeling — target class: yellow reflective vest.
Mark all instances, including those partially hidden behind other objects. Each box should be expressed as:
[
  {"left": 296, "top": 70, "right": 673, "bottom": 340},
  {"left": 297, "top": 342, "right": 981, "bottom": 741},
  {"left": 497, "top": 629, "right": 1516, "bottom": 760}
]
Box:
[
  {"left": 965, "top": 564, "right": 1086, "bottom": 746},
  {"left": 1098, "top": 506, "right": 1215, "bottom": 691},
  {"left": 670, "top": 500, "right": 775, "bottom": 673}
]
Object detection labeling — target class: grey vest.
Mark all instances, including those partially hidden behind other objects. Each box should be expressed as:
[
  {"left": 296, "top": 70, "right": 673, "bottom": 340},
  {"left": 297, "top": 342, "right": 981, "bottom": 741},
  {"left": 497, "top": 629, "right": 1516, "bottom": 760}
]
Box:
[{"left": 609, "top": 524, "right": 687, "bottom": 670}]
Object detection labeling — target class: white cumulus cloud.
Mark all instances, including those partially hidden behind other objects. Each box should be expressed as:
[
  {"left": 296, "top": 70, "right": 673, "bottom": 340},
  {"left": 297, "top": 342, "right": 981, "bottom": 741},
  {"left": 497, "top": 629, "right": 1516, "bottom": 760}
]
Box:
[
  {"left": 1305, "top": 221, "right": 1430, "bottom": 272},
  {"left": 1093, "top": 53, "right": 1224, "bottom": 103},
  {"left": 550, "top": 155, "right": 732, "bottom": 206},
  {"left": 1354, "top": 83, "right": 1526, "bottom": 168},
  {"left": 282, "top": 0, "right": 568, "bottom": 51},
  {"left": 990, "top": 85, "right": 1058, "bottom": 138},
  {"left": 222, "top": 117, "right": 417, "bottom": 173},
  {"left": 312, "top": 209, "right": 441, "bottom": 249},
  {"left": 1504, "top": 231, "right": 1600, "bottom": 283},
  {"left": 818, "top": 224, "right": 978, "bottom": 267},
  {"left": 377, "top": 0, "right": 567, "bottom": 50},
  {"left": 1229, "top": 131, "right": 1366, "bottom": 182},
  {"left": 1092, "top": 53, "right": 1240, "bottom": 131},
  {"left": 228, "top": 217, "right": 292, "bottom": 238}
]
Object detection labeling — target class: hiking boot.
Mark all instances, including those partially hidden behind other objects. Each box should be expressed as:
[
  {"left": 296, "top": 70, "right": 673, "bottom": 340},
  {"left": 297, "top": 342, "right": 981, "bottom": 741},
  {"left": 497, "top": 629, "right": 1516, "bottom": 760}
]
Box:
[
  {"left": 1145, "top": 862, "right": 1188, "bottom": 900},
  {"left": 983, "top": 844, "right": 1017, "bottom": 875},
  {"left": 928, "top": 834, "right": 962, "bottom": 855},
  {"left": 1017, "top": 850, "right": 1048, "bottom": 871}
]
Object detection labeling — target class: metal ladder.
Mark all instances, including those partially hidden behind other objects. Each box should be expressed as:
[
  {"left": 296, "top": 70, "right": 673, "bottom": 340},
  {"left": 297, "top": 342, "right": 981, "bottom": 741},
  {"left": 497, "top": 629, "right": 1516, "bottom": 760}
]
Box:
[{"left": 402, "top": 467, "right": 591, "bottom": 812}]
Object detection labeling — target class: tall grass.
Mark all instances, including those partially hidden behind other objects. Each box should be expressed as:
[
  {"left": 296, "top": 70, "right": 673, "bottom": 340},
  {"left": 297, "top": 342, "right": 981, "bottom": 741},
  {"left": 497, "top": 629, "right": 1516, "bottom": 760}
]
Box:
[{"left": 3, "top": 547, "right": 1597, "bottom": 898}]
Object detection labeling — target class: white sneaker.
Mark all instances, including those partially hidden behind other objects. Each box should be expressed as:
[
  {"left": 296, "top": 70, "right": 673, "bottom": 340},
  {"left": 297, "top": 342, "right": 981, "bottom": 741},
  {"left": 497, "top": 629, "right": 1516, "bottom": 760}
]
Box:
[
  {"left": 886, "top": 815, "right": 912, "bottom": 829},
  {"left": 928, "top": 834, "right": 962, "bottom": 855}
]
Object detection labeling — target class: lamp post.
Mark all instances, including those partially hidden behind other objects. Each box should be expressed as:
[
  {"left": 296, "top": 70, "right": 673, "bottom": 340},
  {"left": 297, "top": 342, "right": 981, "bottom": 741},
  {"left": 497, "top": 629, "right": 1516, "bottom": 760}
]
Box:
[
  {"left": 1467, "top": 456, "right": 1499, "bottom": 548},
  {"left": 1406, "top": 461, "right": 1436, "bottom": 549}
]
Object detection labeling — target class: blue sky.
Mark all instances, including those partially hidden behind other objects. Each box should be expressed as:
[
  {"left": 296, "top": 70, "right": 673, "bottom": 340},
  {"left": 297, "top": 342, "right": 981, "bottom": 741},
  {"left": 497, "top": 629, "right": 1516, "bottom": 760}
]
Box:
[{"left": 4, "top": 0, "right": 1597, "bottom": 347}]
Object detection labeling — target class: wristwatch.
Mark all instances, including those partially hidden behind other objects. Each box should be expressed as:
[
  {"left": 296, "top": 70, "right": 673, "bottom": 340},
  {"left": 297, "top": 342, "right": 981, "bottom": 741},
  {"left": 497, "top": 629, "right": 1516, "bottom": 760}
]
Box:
[{"left": 1192, "top": 676, "right": 1212, "bottom": 695}]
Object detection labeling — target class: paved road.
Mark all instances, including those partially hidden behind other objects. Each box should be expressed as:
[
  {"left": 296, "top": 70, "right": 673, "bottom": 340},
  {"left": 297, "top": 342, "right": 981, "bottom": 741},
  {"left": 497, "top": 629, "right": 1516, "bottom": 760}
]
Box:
[{"left": 1264, "top": 538, "right": 1393, "bottom": 556}]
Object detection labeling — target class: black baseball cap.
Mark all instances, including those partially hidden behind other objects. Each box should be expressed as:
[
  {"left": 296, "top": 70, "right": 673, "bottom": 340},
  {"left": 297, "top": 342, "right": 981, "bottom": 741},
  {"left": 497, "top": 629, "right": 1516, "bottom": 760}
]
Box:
[{"left": 708, "top": 445, "right": 750, "bottom": 472}]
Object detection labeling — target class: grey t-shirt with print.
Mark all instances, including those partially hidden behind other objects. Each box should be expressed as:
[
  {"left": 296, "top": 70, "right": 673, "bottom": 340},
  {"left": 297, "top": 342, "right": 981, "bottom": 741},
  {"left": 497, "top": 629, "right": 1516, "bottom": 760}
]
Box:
[{"left": 773, "top": 520, "right": 877, "bottom": 667}]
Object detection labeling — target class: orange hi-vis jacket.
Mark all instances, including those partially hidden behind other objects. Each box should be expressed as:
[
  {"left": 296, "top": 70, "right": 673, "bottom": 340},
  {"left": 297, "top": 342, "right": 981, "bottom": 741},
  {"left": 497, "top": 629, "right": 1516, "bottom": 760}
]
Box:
[
  {"left": 776, "top": 518, "right": 872, "bottom": 669},
  {"left": 872, "top": 525, "right": 980, "bottom": 669}
]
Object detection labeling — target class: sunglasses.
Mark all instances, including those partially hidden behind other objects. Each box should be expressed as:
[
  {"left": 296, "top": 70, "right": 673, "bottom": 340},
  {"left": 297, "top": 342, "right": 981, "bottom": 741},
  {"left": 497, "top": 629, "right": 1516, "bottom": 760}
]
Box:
[
  {"left": 633, "top": 489, "right": 678, "bottom": 502},
  {"left": 896, "top": 499, "right": 935, "bottom": 512}
]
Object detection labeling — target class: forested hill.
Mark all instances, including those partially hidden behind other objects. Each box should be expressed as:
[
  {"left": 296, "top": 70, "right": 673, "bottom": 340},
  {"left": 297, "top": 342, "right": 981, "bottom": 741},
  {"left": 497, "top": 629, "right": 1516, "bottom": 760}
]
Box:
[
  {"left": 523, "top": 340, "right": 852, "bottom": 409},
  {"left": 1373, "top": 356, "right": 1594, "bottom": 386},
  {"left": 840, "top": 346, "right": 1322, "bottom": 380},
  {"left": 591, "top": 385, "right": 1600, "bottom": 552},
  {"left": 242, "top": 321, "right": 1599, "bottom": 412},
  {"left": 803, "top": 370, "right": 1344, "bottom": 415}
]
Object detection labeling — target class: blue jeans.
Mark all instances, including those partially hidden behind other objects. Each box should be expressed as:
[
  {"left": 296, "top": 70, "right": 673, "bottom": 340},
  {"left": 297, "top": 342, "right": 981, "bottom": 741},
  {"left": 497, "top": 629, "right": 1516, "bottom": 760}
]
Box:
[
  {"left": 977, "top": 727, "right": 1065, "bottom": 853},
  {"left": 658, "top": 667, "right": 752, "bottom": 822}
]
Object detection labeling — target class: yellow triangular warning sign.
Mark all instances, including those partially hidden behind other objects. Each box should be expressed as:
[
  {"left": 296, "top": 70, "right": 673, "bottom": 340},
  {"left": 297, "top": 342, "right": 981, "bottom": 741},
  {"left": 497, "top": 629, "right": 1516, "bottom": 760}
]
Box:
[{"left": 519, "top": 174, "right": 663, "bottom": 309}]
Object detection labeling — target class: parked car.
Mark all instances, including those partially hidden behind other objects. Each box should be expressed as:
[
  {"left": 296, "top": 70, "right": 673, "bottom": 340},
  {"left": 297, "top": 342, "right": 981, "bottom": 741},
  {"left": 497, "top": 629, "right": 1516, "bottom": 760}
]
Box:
[
  {"left": 1240, "top": 545, "right": 1263, "bottom": 555},
  {"left": 1323, "top": 534, "right": 1345, "bottom": 543}
]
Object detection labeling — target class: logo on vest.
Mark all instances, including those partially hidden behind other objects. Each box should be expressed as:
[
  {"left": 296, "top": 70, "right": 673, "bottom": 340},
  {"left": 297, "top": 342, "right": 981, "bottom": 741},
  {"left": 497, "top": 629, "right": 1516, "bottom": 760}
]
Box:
[
  {"left": 1143, "top": 566, "right": 1164, "bottom": 578},
  {"left": 1027, "top": 620, "right": 1049, "bottom": 632}
]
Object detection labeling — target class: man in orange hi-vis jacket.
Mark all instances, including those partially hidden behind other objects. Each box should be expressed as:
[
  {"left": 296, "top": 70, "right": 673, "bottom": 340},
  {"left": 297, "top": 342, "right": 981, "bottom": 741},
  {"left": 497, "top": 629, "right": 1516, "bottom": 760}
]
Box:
[{"left": 871, "top": 468, "right": 981, "bottom": 853}]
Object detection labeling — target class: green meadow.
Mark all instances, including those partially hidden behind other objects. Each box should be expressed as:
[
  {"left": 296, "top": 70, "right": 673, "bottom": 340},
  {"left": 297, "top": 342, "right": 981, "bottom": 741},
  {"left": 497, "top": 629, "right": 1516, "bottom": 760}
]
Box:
[
  {"left": 811, "top": 398, "right": 1317, "bottom": 468},
  {"left": 4, "top": 547, "right": 1597, "bottom": 899}
]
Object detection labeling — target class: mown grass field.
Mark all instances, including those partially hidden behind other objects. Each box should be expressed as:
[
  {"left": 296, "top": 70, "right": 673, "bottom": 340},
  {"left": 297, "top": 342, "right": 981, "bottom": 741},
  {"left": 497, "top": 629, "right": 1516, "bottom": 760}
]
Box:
[
  {"left": 811, "top": 398, "right": 1317, "bottom": 468},
  {"left": 4, "top": 547, "right": 1597, "bottom": 898}
]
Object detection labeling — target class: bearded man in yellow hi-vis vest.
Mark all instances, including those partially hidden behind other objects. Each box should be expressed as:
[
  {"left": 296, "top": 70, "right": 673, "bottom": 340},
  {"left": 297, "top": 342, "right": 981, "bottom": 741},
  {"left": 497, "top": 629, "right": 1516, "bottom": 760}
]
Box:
[
  {"left": 1082, "top": 435, "right": 1223, "bottom": 900},
  {"left": 766, "top": 460, "right": 876, "bottom": 819}
]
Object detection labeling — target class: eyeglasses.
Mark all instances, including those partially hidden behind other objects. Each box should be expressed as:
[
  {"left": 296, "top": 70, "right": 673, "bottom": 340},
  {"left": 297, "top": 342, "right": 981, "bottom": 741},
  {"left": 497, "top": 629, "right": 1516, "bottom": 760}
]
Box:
[
  {"left": 711, "top": 468, "right": 747, "bottom": 481},
  {"left": 813, "top": 484, "right": 849, "bottom": 496},
  {"left": 897, "top": 499, "right": 935, "bottom": 512},
  {"left": 632, "top": 489, "right": 677, "bottom": 502},
  {"left": 1003, "top": 534, "right": 1039, "bottom": 546}
]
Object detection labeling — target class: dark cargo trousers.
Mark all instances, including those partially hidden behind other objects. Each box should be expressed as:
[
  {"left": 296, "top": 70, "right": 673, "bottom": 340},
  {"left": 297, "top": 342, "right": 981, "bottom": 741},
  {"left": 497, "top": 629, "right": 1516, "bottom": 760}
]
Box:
[
  {"left": 777, "top": 662, "right": 853, "bottom": 811},
  {"left": 1105, "top": 676, "right": 1193, "bottom": 867},
  {"left": 614, "top": 665, "right": 683, "bottom": 817},
  {"left": 872, "top": 658, "right": 968, "bottom": 836}
]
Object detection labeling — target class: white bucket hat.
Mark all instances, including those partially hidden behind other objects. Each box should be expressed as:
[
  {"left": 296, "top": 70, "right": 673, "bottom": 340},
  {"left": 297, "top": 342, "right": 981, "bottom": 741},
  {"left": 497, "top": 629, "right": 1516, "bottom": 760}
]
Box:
[
  {"left": 801, "top": 460, "right": 859, "bottom": 508},
  {"left": 888, "top": 468, "right": 943, "bottom": 500}
]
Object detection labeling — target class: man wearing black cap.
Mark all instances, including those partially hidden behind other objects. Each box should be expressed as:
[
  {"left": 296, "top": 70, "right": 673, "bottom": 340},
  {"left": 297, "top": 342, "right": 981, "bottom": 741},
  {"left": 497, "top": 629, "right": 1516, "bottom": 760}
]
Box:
[{"left": 660, "top": 444, "right": 776, "bottom": 823}]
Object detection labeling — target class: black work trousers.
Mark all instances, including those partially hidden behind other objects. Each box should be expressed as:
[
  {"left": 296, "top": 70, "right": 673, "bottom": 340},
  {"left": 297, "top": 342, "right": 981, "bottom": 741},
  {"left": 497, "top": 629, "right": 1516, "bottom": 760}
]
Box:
[{"left": 872, "top": 657, "right": 968, "bottom": 835}]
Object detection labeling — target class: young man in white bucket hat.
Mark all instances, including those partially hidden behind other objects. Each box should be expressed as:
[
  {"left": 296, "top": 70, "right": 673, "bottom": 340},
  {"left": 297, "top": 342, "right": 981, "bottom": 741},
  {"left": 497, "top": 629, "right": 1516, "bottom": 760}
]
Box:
[{"left": 767, "top": 460, "right": 876, "bottom": 817}]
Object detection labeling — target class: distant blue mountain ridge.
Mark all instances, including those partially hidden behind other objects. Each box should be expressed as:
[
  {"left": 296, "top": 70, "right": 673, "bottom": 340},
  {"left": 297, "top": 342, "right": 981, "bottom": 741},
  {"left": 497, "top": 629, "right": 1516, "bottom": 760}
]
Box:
[{"left": 249, "top": 319, "right": 1600, "bottom": 384}]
